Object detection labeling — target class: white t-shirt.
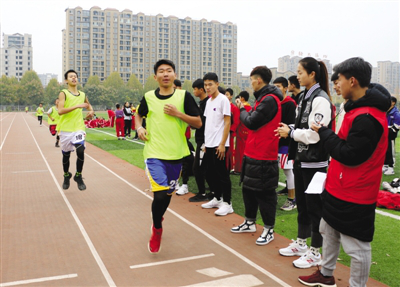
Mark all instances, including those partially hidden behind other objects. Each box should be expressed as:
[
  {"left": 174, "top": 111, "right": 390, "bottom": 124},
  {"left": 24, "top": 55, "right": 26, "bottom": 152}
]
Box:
[{"left": 204, "top": 93, "right": 230, "bottom": 148}]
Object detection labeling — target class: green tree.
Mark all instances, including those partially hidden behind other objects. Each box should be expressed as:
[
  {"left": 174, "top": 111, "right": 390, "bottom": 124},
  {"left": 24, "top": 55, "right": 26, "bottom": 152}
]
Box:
[
  {"left": 0, "top": 75, "right": 19, "bottom": 105},
  {"left": 232, "top": 85, "right": 241, "bottom": 97},
  {"left": 87, "top": 75, "right": 101, "bottom": 86},
  {"left": 143, "top": 75, "right": 158, "bottom": 93},
  {"left": 182, "top": 80, "right": 193, "bottom": 94},
  {"left": 45, "top": 78, "right": 62, "bottom": 104},
  {"left": 103, "top": 72, "right": 124, "bottom": 89},
  {"left": 20, "top": 71, "right": 45, "bottom": 105},
  {"left": 83, "top": 84, "right": 109, "bottom": 106},
  {"left": 127, "top": 74, "right": 144, "bottom": 100}
]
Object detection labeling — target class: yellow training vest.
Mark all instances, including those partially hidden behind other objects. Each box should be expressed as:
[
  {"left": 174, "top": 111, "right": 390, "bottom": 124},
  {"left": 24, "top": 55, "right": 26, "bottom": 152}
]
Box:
[{"left": 57, "top": 89, "right": 86, "bottom": 132}]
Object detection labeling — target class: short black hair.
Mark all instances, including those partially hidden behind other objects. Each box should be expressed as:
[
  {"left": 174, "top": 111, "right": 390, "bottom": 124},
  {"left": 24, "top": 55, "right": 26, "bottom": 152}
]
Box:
[
  {"left": 218, "top": 86, "right": 226, "bottom": 95},
  {"left": 273, "top": 77, "right": 288, "bottom": 88},
  {"left": 331, "top": 72, "right": 339, "bottom": 82},
  {"left": 288, "top": 75, "right": 300, "bottom": 89},
  {"left": 250, "top": 66, "right": 272, "bottom": 84},
  {"left": 203, "top": 72, "right": 218, "bottom": 82},
  {"left": 391, "top": 96, "right": 397, "bottom": 104},
  {"left": 64, "top": 69, "right": 78, "bottom": 80},
  {"left": 225, "top": 88, "right": 234, "bottom": 96},
  {"left": 192, "top": 78, "right": 204, "bottom": 90},
  {"left": 116, "top": 103, "right": 120, "bottom": 109},
  {"left": 154, "top": 59, "right": 175, "bottom": 74},
  {"left": 173, "top": 79, "right": 182, "bottom": 87},
  {"left": 238, "top": 91, "right": 249, "bottom": 101},
  {"left": 333, "top": 57, "right": 372, "bottom": 88}
]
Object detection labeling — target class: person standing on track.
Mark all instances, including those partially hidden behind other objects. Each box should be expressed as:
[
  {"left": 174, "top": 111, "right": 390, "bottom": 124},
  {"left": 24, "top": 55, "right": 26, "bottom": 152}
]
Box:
[
  {"left": 57, "top": 69, "right": 94, "bottom": 191},
  {"left": 135, "top": 59, "right": 201, "bottom": 254}
]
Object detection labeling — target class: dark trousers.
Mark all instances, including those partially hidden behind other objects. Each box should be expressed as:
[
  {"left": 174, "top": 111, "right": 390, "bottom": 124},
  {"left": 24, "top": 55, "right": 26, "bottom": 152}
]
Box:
[
  {"left": 204, "top": 147, "right": 231, "bottom": 203},
  {"left": 193, "top": 142, "right": 209, "bottom": 194},
  {"left": 124, "top": 119, "right": 132, "bottom": 136},
  {"left": 243, "top": 186, "right": 277, "bottom": 227},
  {"left": 181, "top": 140, "right": 194, "bottom": 184},
  {"left": 385, "top": 139, "right": 395, "bottom": 167},
  {"left": 293, "top": 161, "right": 326, "bottom": 248}
]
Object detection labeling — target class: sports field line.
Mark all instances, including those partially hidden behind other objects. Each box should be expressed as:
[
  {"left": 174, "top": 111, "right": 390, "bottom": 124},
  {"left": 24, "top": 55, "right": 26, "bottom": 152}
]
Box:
[
  {"left": 85, "top": 153, "right": 291, "bottom": 287},
  {"left": 129, "top": 253, "right": 215, "bottom": 269},
  {"left": 0, "top": 113, "right": 16, "bottom": 151},
  {"left": 0, "top": 274, "right": 78, "bottom": 287},
  {"left": 22, "top": 116, "right": 116, "bottom": 287},
  {"left": 0, "top": 113, "right": 13, "bottom": 122},
  {"left": 88, "top": 128, "right": 145, "bottom": 145}
]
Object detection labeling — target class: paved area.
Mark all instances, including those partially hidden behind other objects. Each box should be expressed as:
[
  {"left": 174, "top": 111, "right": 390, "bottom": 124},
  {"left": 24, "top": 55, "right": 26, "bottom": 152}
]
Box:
[{"left": 0, "top": 113, "right": 387, "bottom": 286}]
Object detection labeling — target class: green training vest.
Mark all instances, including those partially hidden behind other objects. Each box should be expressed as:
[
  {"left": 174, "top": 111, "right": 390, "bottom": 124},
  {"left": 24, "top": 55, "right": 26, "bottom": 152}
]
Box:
[
  {"left": 47, "top": 106, "right": 60, "bottom": 125},
  {"left": 143, "top": 89, "right": 189, "bottom": 160},
  {"left": 57, "top": 89, "right": 86, "bottom": 132}
]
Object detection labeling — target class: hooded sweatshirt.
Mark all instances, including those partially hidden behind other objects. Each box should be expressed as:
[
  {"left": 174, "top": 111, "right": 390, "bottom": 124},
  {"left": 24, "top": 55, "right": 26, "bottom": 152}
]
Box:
[{"left": 317, "top": 83, "right": 391, "bottom": 242}]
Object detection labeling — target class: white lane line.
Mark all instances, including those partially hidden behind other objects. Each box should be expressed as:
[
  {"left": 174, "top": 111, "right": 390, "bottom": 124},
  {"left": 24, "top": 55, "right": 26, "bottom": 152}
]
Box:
[
  {"left": 22, "top": 116, "right": 116, "bottom": 287},
  {"left": 376, "top": 209, "right": 400, "bottom": 220},
  {"left": 5, "top": 152, "right": 34, "bottom": 154},
  {"left": 196, "top": 267, "right": 233, "bottom": 278},
  {"left": 130, "top": 253, "right": 215, "bottom": 269},
  {"left": 11, "top": 170, "right": 48, "bottom": 174},
  {"left": 0, "top": 274, "right": 78, "bottom": 287},
  {"left": 86, "top": 153, "right": 291, "bottom": 287},
  {"left": 0, "top": 114, "right": 16, "bottom": 151},
  {"left": 88, "top": 128, "right": 145, "bottom": 145},
  {"left": 182, "top": 274, "right": 263, "bottom": 287}
]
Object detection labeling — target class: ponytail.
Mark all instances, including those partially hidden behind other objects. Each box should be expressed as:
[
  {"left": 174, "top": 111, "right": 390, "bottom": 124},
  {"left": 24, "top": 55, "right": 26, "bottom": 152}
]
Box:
[
  {"left": 318, "top": 61, "right": 331, "bottom": 101},
  {"left": 299, "top": 57, "right": 331, "bottom": 101}
]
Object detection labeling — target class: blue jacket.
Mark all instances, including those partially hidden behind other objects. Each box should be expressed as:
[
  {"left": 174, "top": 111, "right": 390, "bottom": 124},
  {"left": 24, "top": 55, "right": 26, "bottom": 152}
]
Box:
[{"left": 386, "top": 106, "right": 400, "bottom": 127}]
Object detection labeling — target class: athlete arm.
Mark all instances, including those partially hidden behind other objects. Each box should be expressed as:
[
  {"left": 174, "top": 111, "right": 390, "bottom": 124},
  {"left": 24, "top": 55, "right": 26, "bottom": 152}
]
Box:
[
  {"left": 164, "top": 93, "right": 202, "bottom": 128},
  {"left": 240, "top": 96, "right": 277, "bottom": 130},
  {"left": 135, "top": 97, "right": 148, "bottom": 141},
  {"left": 215, "top": 115, "right": 231, "bottom": 160},
  {"left": 84, "top": 96, "right": 94, "bottom": 119}
]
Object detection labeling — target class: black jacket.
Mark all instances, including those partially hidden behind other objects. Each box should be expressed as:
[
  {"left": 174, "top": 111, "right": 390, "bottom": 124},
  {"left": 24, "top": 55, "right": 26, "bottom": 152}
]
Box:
[{"left": 318, "top": 83, "right": 391, "bottom": 242}]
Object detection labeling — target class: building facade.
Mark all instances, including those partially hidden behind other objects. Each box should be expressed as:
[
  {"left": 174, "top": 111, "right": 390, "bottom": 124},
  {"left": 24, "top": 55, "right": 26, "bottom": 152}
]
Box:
[
  {"left": 377, "top": 61, "right": 400, "bottom": 95},
  {"left": 38, "top": 73, "right": 58, "bottom": 87},
  {"left": 0, "top": 33, "right": 33, "bottom": 80},
  {"left": 63, "top": 6, "right": 237, "bottom": 86}
]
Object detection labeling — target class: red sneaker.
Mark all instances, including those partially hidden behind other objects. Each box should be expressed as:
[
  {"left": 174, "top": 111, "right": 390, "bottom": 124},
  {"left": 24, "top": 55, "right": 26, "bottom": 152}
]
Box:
[
  {"left": 298, "top": 269, "right": 336, "bottom": 287},
  {"left": 148, "top": 226, "right": 163, "bottom": 254}
]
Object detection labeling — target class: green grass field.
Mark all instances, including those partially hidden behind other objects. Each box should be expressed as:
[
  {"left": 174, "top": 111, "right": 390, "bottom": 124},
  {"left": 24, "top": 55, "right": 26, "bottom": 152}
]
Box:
[{"left": 55, "top": 111, "right": 399, "bottom": 286}]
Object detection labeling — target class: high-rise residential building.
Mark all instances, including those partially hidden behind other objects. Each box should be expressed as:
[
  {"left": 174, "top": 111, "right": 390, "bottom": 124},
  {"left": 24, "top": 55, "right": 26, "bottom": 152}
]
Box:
[
  {"left": 62, "top": 6, "right": 237, "bottom": 86},
  {"left": 0, "top": 33, "right": 33, "bottom": 80},
  {"left": 377, "top": 61, "right": 400, "bottom": 95},
  {"left": 278, "top": 54, "right": 332, "bottom": 74},
  {"left": 38, "top": 73, "right": 58, "bottom": 87}
]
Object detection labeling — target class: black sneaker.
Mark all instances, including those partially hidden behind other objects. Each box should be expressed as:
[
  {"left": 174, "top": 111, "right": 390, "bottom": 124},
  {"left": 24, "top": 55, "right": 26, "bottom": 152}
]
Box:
[
  {"left": 189, "top": 193, "right": 209, "bottom": 202},
  {"left": 207, "top": 192, "right": 215, "bottom": 200},
  {"left": 74, "top": 174, "right": 86, "bottom": 190},
  {"left": 277, "top": 186, "right": 288, "bottom": 195},
  {"left": 55, "top": 142, "right": 60, "bottom": 148},
  {"left": 62, "top": 172, "right": 72, "bottom": 190}
]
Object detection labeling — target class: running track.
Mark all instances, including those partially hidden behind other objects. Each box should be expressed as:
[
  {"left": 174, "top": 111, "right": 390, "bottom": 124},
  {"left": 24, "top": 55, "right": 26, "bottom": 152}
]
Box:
[{"left": 0, "top": 113, "right": 387, "bottom": 286}]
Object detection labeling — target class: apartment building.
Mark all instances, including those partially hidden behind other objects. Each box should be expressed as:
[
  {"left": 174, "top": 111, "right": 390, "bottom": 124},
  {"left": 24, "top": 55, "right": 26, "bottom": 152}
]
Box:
[
  {"left": 62, "top": 6, "right": 237, "bottom": 86},
  {"left": 0, "top": 33, "right": 33, "bottom": 80},
  {"left": 377, "top": 61, "right": 400, "bottom": 95}
]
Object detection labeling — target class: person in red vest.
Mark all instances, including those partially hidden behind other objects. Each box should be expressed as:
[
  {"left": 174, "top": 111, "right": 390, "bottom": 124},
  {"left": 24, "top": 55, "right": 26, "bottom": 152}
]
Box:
[
  {"left": 225, "top": 88, "right": 240, "bottom": 172},
  {"left": 234, "top": 91, "right": 252, "bottom": 174},
  {"left": 107, "top": 107, "right": 115, "bottom": 127},
  {"left": 298, "top": 58, "right": 391, "bottom": 287},
  {"left": 230, "top": 66, "right": 282, "bottom": 245}
]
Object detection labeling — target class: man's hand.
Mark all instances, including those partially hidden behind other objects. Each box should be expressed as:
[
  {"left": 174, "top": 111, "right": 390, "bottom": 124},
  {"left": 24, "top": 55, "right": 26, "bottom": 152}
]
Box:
[
  {"left": 311, "top": 122, "right": 322, "bottom": 133},
  {"left": 138, "top": 127, "right": 148, "bottom": 141},
  {"left": 235, "top": 99, "right": 244, "bottom": 109},
  {"left": 164, "top": 104, "right": 179, "bottom": 117},
  {"left": 215, "top": 144, "right": 226, "bottom": 160},
  {"left": 274, "top": 122, "right": 290, "bottom": 138}
]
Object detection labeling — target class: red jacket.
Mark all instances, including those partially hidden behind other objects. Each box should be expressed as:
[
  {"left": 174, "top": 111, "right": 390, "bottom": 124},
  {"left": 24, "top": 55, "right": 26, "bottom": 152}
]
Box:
[{"left": 230, "top": 103, "right": 240, "bottom": 136}]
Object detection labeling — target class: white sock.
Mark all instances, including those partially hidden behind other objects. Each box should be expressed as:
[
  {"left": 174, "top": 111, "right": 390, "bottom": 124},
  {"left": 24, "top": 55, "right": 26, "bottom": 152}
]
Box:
[
  {"left": 310, "top": 246, "right": 320, "bottom": 256},
  {"left": 297, "top": 238, "right": 307, "bottom": 247}
]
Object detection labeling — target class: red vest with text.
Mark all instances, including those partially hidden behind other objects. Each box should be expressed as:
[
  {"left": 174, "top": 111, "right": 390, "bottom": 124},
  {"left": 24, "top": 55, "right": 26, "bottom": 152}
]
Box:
[
  {"left": 326, "top": 107, "right": 388, "bottom": 204},
  {"left": 244, "top": 94, "right": 281, "bottom": 160}
]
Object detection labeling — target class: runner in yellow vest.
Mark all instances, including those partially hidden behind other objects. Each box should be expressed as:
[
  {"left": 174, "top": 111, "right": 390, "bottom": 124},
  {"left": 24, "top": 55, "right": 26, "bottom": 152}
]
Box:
[
  {"left": 57, "top": 69, "right": 94, "bottom": 191},
  {"left": 36, "top": 103, "right": 44, "bottom": 126},
  {"left": 25, "top": 106, "right": 29, "bottom": 113},
  {"left": 135, "top": 59, "right": 202, "bottom": 254},
  {"left": 47, "top": 98, "right": 61, "bottom": 147}
]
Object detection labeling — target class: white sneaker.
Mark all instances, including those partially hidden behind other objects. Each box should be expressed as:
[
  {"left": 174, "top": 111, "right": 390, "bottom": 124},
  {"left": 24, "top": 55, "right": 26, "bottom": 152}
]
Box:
[
  {"left": 384, "top": 167, "right": 395, "bottom": 175},
  {"left": 231, "top": 220, "right": 256, "bottom": 233},
  {"left": 175, "top": 182, "right": 180, "bottom": 191},
  {"left": 382, "top": 165, "right": 389, "bottom": 173},
  {"left": 201, "top": 197, "right": 222, "bottom": 209},
  {"left": 214, "top": 202, "right": 233, "bottom": 216},
  {"left": 256, "top": 228, "right": 274, "bottom": 245},
  {"left": 293, "top": 249, "right": 321, "bottom": 269},
  {"left": 176, "top": 184, "right": 188, "bottom": 195},
  {"left": 279, "top": 240, "right": 308, "bottom": 256}
]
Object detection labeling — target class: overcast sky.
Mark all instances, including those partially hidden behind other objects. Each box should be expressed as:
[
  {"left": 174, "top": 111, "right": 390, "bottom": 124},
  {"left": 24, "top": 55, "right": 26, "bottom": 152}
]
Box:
[{"left": 1, "top": 0, "right": 399, "bottom": 81}]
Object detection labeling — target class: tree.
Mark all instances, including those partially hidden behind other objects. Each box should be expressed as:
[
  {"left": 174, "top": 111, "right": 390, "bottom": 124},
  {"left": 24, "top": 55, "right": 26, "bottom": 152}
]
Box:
[
  {"left": 103, "top": 72, "right": 124, "bottom": 89},
  {"left": 87, "top": 75, "right": 101, "bottom": 86},
  {"left": 83, "top": 84, "right": 109, "bottom": 106},
  {"left": 0, "top": 75, "right": 19, "bottom": 105},
  {"left": 232, "top": 85, "right": 241, "bottom": 98},
  {"left": 45, "top": 78, "right": 62, "bottom": 104},
  {"left": 127, "top": 74, "right": 144, "bottom": 100},
  {"left": 182, "top": 80, "right": 193, "bottom": 94},
  {"left": 20, "top": 71, "right": 44, "bottom": 105},
  {"left": 143, "top": 75, "right": 158, "bottom": 93}
]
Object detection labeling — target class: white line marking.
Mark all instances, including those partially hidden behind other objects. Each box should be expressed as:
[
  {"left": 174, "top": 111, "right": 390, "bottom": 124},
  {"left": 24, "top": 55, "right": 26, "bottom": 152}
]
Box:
[
  {"left": 5, "top": 152, "right": 34, "bottom": 155},
  {"left": 86, "top": 154, "right": 291, "bottom": 287},
  {"left": 22, "top": 116, "right": 116, "bottom": 287},
  {"left": 11, "top": 170, "right": 48, "bottom": 174},
  {"left": 376, "top": 209, "right": 400, "bottom": 220},
  {"left": 88, "top": 128, "right": 145, "bottom": 145},
  {"left": 0, "top": 113, "right": 13, "bottom": 122},
  {"left": 182, "top": 274, "right": 263, "bottom": 287},
  {"left": 0, "top": 114, "right": 16, "bottom": 151},
  {"left": 196, "top": 267, "right": 233, "bottom": 278},
  {"left": 130, "top": 253, "right": 215, "bottom": 269},
  {"left": 0, "top": 274, "right": 78, "bottom": 287}
]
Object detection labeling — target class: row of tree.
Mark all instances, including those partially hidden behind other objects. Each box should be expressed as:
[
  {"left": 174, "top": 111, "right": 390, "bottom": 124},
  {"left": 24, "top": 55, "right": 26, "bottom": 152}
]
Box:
[{"left": 0, "top": 71, "right": 243, "bottom": 108}]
